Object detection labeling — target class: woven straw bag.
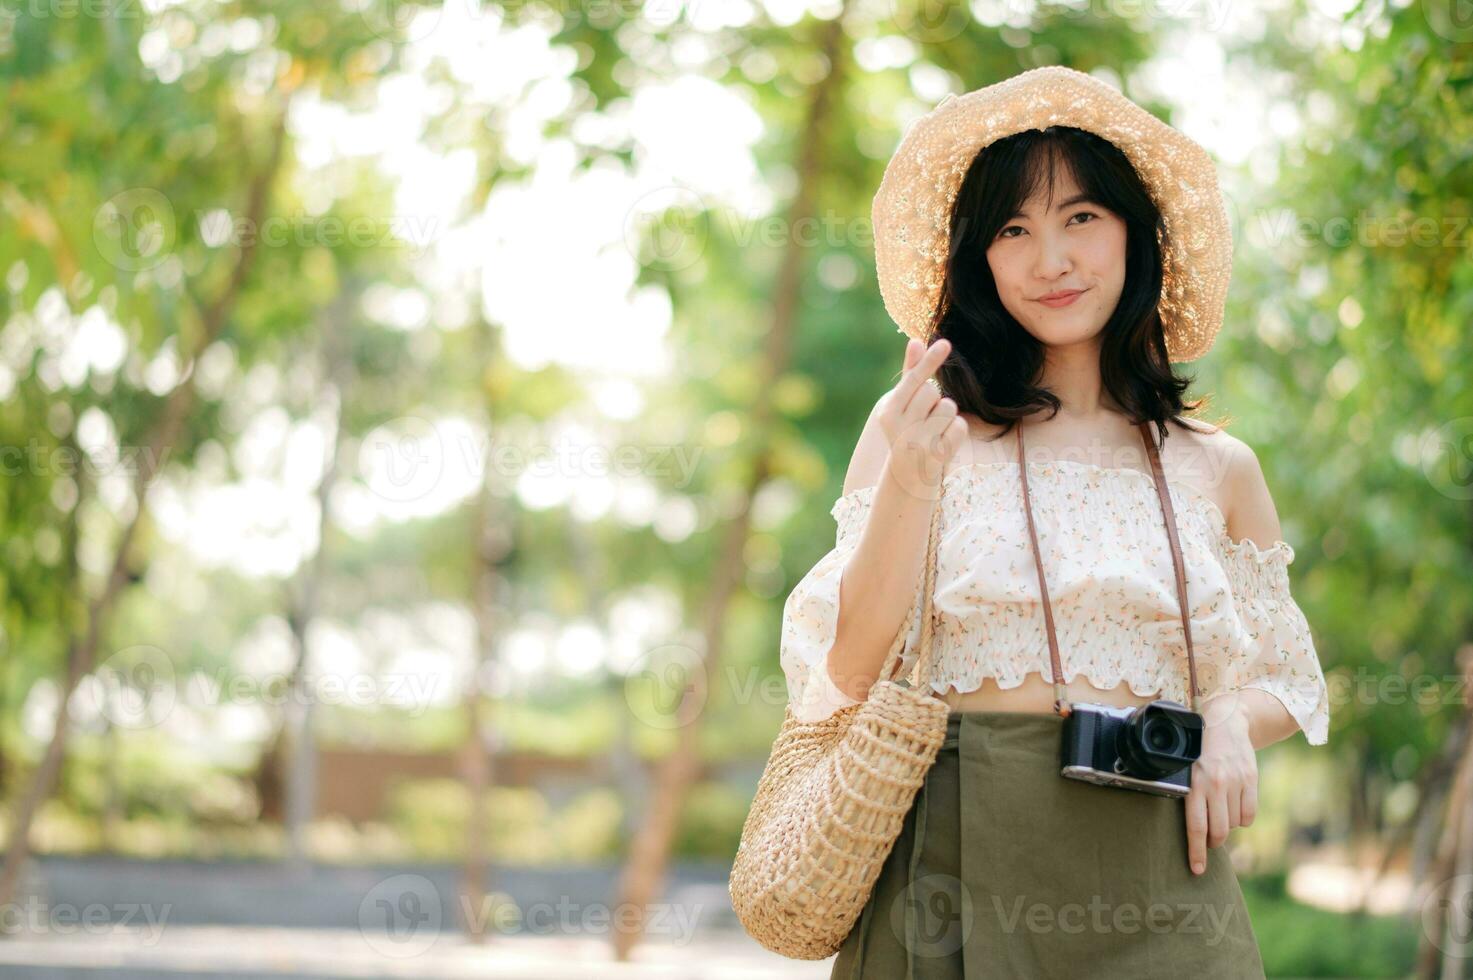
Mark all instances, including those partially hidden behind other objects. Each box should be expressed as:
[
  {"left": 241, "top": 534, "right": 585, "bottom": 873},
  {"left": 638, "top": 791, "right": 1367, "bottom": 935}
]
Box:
[{"left": 729, "top": 480, "right": 951, "bottom": 960}]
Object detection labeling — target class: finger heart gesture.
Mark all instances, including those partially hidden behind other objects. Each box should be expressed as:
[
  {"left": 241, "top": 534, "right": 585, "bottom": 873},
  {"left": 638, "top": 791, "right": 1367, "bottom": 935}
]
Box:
[{"left": 877, "top": 338, "right": 969, "bottom": 502}]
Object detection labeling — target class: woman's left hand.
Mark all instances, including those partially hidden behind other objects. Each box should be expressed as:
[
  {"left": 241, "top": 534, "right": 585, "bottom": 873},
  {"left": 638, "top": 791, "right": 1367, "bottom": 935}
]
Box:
[{"left": 1184, "top": 694, "right": 1258, "bottom": 876}]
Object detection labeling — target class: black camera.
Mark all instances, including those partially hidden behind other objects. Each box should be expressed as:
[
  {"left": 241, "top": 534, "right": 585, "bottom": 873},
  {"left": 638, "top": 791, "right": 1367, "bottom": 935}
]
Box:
[{"left": 1059, "top": 700, "right": 1203, "bottom": 798}]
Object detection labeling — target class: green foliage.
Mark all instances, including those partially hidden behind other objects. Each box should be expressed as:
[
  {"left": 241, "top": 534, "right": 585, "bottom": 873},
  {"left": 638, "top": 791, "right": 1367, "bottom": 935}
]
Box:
[
  {"left": 672, "top": 782, "right": 749, "bottom": 860},
  {"left": 0, "top": 9, "right": 1460, "bottom": 972},
  {"left": 384, "top": 779, "right": 622, "bottom": 863},
  {"left": 1227, "top": 1, "right": 1473, "bottom": 836},
  {"left": 1243, "top": 873, "right": 1419, "bottom": 978}
]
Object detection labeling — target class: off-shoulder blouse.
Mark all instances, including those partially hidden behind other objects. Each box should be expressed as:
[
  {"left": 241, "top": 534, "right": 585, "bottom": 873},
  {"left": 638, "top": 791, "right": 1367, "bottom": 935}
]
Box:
[{"left": 779, "top": 458, "right": 1331, "bottom": 745}]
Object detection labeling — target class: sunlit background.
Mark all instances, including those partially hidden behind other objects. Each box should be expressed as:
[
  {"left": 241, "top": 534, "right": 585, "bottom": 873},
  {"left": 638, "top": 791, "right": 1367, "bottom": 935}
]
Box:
[{"left": 0, "top": 0, "right": 1467, "bottom": 975}]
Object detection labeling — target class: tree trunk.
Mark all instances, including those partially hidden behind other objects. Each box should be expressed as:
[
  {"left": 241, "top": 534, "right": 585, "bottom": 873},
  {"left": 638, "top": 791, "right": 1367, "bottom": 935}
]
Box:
[
  {"left": 281, "top": 293, "right": 352, "bottom": 867},
  {"left": 459, "top": 465, "right": 511, "bottom": 941},
  {"left": 1417, "top": 650, "right": 1473, "bottom": 978},
  {"left": 1443, "top": 786, "right": 1473, "bottom": 980},
  {"left": 100, "top": 719, "right": 120, "bottom": 852},
  {"left": 608, "top": 6, "right": 851, "bottom": 960}
]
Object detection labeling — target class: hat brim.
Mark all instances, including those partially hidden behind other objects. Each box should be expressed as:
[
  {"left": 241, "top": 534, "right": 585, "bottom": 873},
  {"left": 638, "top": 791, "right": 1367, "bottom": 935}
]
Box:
[{"left": 871, "top": 65, "right": 1232, "bottom": 363}]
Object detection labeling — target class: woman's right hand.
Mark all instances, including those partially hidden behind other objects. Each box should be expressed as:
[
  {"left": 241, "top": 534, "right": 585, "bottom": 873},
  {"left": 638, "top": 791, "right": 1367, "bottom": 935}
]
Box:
[{"left": 875, "top": 337, "right": 968, "bottom": 501}]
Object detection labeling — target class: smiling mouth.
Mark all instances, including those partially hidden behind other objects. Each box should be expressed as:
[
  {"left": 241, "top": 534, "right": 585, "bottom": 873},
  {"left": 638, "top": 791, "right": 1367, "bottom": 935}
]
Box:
[{"left": 1036, "top": 284, "right": 1095, "bottom": 303}]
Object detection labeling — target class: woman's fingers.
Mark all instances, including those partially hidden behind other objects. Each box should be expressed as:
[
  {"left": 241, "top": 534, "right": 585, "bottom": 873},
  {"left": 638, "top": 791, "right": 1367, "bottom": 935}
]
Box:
[
  {"left": 1225, "top": 783, "right": 1242, "bottom": 833},
  {"left": 1207, "top": 789, "right": 1230, "bottom": 849},
  {"left": 1240, "top": 779, "right": 1258, "bottom": 827},
  {"left": 920, "top": 400, "right": 963, "bottom": 465},
  {"left": 1185, "top": 789, "right": 1208, "bottom": 875},
  {"left": 899, "top": 351, "right": 949, "bottom": 426},
  {"left": 894, "top": 338, "right": 951, "bottom": 415},
  {"left": 881, "top": 336, "right": 965, "bottom": 491},
  {"left": 910, "top": 338, "right": 950, "bottom": 387}
]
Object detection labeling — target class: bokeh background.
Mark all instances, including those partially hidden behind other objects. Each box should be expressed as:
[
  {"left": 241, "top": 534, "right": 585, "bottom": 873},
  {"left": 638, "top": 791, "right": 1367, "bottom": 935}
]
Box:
[{"left": 0, "top": 0, "right": 1469, "bottom": 976}]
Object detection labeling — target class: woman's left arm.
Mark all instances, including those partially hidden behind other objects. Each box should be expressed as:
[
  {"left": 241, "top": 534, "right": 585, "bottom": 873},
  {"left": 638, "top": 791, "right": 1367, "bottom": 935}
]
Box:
[
  {"left": 1184, "top": 438, "right": 1318, "bottom": 876},
  {"left": 1203, "top": 687, "right": 1300, "bottom": 750},
  {"left": 1212, "top": 436, "right": 1315, "bottom": 751}
]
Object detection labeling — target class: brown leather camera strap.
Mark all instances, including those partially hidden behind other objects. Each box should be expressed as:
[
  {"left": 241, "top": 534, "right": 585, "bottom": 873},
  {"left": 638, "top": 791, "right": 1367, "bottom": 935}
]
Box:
[{"left": 1015, "top": 419, "right": 1200, "bottom": 718}]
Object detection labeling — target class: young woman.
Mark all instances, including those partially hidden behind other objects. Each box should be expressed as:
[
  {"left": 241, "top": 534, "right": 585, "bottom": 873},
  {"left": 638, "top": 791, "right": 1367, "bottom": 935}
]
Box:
[{"left": 779, "top": 68, "right": 1330, "bottom": 978}]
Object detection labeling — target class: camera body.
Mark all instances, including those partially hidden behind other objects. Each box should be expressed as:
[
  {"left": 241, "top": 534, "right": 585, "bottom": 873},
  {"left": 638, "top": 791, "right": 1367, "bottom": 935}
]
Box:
[{"left": 1059, "top": 699, "right": 1203, "bottom": 798}]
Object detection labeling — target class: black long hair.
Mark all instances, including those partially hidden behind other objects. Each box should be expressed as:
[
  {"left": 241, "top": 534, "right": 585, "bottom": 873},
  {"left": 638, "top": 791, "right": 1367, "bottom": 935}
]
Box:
[{"left": 928, "top": 126, "right": 1221, "bottom": 447}]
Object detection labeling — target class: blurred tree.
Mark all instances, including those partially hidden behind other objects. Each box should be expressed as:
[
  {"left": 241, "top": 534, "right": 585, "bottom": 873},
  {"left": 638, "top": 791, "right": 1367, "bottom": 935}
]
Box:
[
  {"left": 605, "top": 3, "right": 854, "bottom": 961},
  {"left": 0, "top": 0, "right": 460, "bottom": 906},
  {"left": 1229, "top": 2, "right": 1473, "bottom": 941},
  {"left": 0, "top": 96, "right": 294, "bottom": 909},
  {"left": 515, "top": 0, "right": 1161, "bottom": 960}
]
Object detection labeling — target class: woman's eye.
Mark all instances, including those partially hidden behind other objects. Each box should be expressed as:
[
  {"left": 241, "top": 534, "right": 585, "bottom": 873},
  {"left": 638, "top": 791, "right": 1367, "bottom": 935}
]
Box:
[{"left": 996, "top": 211, "right": 1098, "bottom": 240}]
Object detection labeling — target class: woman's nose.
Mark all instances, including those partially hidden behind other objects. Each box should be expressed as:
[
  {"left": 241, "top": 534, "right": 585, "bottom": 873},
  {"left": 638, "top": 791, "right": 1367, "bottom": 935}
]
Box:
[{"left": 1031, "top": 245, "right": 1072, "bottom": 279}]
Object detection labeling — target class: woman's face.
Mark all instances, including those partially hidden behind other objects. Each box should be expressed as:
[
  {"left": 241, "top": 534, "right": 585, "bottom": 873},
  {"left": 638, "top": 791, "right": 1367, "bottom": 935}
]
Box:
[{"left": 984, "top": 167, "right": 1127, "bottom": 351}]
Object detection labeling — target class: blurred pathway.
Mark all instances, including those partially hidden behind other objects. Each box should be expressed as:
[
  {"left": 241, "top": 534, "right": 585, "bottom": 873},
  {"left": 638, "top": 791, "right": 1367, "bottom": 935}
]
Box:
[
  {"left": 0, "top": 856, "right": 831, "bottom": 978},
  {"left": 0, "top": 926, "right": 833, "bottom": 979}
]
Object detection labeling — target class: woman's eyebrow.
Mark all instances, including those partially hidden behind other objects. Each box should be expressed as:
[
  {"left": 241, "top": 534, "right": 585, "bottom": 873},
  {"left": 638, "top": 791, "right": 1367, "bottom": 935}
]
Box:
[{"left": 1006, "top": 193, "right": 1096, "bottom": 220}]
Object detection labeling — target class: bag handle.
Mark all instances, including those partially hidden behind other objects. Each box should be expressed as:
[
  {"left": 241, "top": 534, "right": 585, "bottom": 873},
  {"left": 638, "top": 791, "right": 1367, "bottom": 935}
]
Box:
[
  {"left": 1016, "top": 419, "right": 1201, "bottom": 717},
  {"left": 874, "top": 474, "right": 948, "bottom": 690}
]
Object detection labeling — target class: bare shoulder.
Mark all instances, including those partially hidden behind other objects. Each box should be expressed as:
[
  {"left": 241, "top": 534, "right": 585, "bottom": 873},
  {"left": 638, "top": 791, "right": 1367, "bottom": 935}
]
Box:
[
  {"left": 841, "top": 392, "right": 895, "bottom": 498},
  {"left": 942, "top": 413, "right": 1014, "bottom": 479},
  {"left": 1203, "top": 427, "right": 1287, "bottom": 550},
  {"left": 1163, "top": 417, "right": 1236, "bottom": 490}
]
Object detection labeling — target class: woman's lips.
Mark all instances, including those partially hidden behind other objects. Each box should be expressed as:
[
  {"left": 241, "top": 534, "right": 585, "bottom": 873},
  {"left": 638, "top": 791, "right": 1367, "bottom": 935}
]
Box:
[{"left": 1036, "top": 288, "right": 1085, "bottom": 308}]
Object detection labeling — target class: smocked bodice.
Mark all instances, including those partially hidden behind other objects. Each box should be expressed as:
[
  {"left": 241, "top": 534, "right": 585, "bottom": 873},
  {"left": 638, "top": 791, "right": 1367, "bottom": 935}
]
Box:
[{"left": 779, "top": 458, "right": 1331, "bottom": 745}]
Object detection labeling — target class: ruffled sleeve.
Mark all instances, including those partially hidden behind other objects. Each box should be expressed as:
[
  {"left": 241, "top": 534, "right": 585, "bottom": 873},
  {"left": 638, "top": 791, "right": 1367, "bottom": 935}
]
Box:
[
  {"left": 1206, "top": 537, "right": 1330, "bottom": 746},
  {"left": 779, "top": 486, "right": 924, "bottom": 723}
]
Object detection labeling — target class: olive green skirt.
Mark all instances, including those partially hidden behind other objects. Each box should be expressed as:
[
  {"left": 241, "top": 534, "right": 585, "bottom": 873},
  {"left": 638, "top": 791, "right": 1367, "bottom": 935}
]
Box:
[{"left": 829, "top": 709, "right": 1266, "bottom": 979}]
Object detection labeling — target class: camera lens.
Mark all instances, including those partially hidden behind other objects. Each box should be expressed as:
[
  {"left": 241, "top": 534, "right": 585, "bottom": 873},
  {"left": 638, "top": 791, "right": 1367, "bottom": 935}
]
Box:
[
  {"left": 1143, "top": 714, "right": 1185, "bottom": 754},
  {"left": 1116, "top": 703, "right": 1200, "bottom": 779}
]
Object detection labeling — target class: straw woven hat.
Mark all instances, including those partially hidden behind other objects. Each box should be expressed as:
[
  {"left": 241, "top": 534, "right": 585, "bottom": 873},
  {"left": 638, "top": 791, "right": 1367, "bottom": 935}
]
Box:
[{"left": 871, "top": 65, "right": 1233, "bottom": 363}]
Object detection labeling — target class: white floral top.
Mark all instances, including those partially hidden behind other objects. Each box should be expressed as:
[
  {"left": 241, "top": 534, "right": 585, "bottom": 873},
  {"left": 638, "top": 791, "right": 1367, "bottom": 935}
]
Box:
[{"left": 780, "top": 458, "right": 1331, "bottom": 745}]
